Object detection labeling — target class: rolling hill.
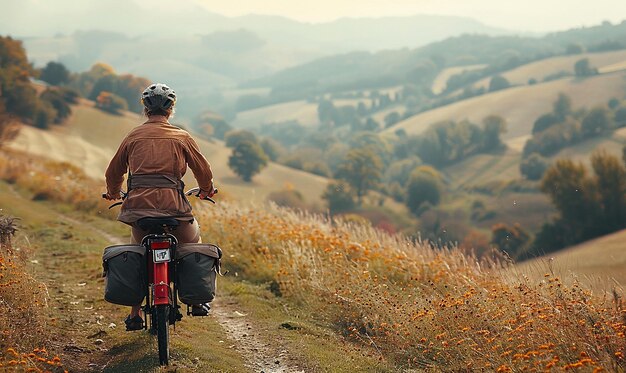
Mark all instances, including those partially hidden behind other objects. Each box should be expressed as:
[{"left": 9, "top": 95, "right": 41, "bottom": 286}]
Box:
[
  {"left": 515, "top": 228, "right": 626, "bottom": 288},
  {"left": 7, "top": 101, "right": 329, "bottom": 205},
  {"left": 468, "top": 49, "right": 626, "bottom": 90},
  {"left": 384, "top": 69, "right": 626, "bottom": 142},
  {"left": 231, "top": 100, "right": 319, "bottom": 129}
]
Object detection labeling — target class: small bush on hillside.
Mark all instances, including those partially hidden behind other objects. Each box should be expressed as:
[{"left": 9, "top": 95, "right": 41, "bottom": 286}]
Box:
[
  {"left": 95, "top": 91, "right": 128, "bottom": 114},
  {"left": 267, "top": 188, "right": 307, "bottom": 210}
]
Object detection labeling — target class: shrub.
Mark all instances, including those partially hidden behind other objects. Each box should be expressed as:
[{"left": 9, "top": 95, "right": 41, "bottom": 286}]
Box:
[
  {"left": 95, "top": 91, "right": 128, "bottom": 114},
  {"left": 520, "top": 153, "right": 550, "bottom": 180}
]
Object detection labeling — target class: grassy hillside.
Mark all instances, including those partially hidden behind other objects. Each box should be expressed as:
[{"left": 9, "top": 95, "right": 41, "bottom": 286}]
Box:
[
  {"left": 385, "top": 70, "right": 626, "bottom": 141},
  {"left": 231, "top": 100, "right": 319, "bottom": 129},
  {"left": 516, "top": 228, "right": 626, "bottom": 288},
  {"left": 431, "top": 64, "right": 485, "bottom": 94},
  {"left": 469, "top": 50, "right": 626, "bottom": 90},
  {"left": 8, "top": 102, "right": 329, "bottom": 204}
]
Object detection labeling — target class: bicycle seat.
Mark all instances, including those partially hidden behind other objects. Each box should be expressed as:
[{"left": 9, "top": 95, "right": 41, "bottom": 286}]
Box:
[{"left": 137, "top": 217, "right": 180, "bottom": 233}]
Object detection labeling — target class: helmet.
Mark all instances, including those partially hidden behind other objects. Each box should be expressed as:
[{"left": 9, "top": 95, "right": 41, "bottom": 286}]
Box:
[{"left": 141, "top": 83, "right": 176, "bottom": 111}]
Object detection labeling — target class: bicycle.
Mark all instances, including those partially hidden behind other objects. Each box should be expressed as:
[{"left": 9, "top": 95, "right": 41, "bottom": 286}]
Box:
[{"left": 102, "top": 187, "right": 219, "bottom": 366}]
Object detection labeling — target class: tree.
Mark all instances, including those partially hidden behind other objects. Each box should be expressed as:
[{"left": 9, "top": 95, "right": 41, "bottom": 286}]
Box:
[
  {"left": 40, "top": 89, "right": 71, "bottom": 123},
  {"left": 552, "top": 93, "right": 572, "bottom": 121},
  {"left": 520, "top": 153, "right": 549, "bottom": 180},
  {"left": 384, "top": 157, "right": 422, "bottom": 187},
  {"left": 384, "top": 111, "right": 401, "bottom": 128},
  {"left": 574, "top": 58, "right": 597, "bottom": 77},
  {"left": 405, "top": 166, "right": 443, "bottom": 215},
  {"left": 491, "top": 223, "right": 530, "bottom": 258},
  {"left": 590, "top": 150, "right": 626, "bottom": 233},
  {"left": 614, "top": 107, "right": 626, "bottom": 127},
  {"left": 581, "top": 106, "right": 613, "bottom": 137},
  {"left": 95, "top": 91, "right": 128, "bottom": 114},
  {"left": 195, "top": 111, "right": 232, "bottom": 140},
  {"left": 540, "top": 159, "right": 600, "bottom": 241},
  {"left": 34, "top": 100, "right": 56, "bottom": 129},
  {"left": 0, "top": 37, "right": 37, "bottom": 121},
  {"left": 225, "top": 130, "right": 258, "bottom": 148},
  {"left": 39, "top": 61, "right": 70, "bottom": 85},
  {"left": 565, "top": 43, "right": 584, "bottom": 55},
  {"left": 317, "top": 100, "right": 336, "bottom": 123},
  {"left": 322, "top": 181, "right": 356, "bottom": 214},
  {"left": 488, "top": 75, "right": 510, "bottom": 92},
  {"left": 228, "top": 140, "right": 268, "bottom": 182},
  {"left": 260, "top": 138, "right": 284, "bottom": 161},
  {"left": 335, "top": 147, "right": 383, "bottom": 204},
  {"left": 532, "top": 113, "right": 559, "bottom": 134},
  {"left": 482, "top": 115, "right": 507, "bottom": 151},
  {"left": 363, "top": 117, "right": 380, "bottom": 131}
]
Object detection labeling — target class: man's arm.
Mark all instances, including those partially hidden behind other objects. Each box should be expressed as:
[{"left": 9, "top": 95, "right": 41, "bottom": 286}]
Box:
[
  {"left": 104, "top": 138, "right": 129, "bottom": 200},
  {"left": 185, "top": 136, "right": 215, "bottom": 197}
]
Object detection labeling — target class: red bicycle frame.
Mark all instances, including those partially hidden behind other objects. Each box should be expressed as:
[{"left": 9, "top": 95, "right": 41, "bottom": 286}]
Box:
[{"left": 149, "top": 239, "right": 172, "bottom": 306}]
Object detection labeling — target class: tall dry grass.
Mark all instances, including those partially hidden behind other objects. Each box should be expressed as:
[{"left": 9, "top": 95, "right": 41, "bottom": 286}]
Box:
[
  {"left": 0, "top": 149, "right": 116, "bottom": 218},
  {"left": 195, "top": 201, "right": 626, "bottom": 371},
  {"left": 0, "top": 216, "right": 66, "bottom": 371}
]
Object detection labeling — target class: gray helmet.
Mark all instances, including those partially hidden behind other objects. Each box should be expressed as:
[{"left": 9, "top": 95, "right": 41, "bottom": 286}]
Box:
[{"left": 141, "top": 83, "right": 176, "bottom": 111}]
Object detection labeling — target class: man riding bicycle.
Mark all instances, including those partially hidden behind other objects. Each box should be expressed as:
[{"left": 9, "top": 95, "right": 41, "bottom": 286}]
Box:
[{"left": 103, "top": 83, "right": 216, "bottom": 330}]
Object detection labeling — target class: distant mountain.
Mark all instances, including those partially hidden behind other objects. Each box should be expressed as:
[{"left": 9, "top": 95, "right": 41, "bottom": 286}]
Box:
[{"left": 2, "top": 0, "right": 508, "bottom": 52}]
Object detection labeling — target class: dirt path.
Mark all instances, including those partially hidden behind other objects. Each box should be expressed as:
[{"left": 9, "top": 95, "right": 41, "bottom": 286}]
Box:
[{"left": 211, "top": 299, "right": 304, "bottom": 373}]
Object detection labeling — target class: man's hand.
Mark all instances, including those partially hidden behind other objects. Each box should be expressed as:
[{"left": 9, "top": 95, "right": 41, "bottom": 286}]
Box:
[
  {"left": 102, "top": 192, "right": 122, "bottom": 201},
  {"left": 198, "top": 188, "right": 217, "bottom": 200}
]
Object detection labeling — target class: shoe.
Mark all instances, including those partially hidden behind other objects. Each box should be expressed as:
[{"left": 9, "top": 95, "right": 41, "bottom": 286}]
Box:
[
  {"left": 124, "top": 315, "right": 144, "bottom": 331},
  {"left": 191, "top": 303, "right": 210, "bottom": 316}
]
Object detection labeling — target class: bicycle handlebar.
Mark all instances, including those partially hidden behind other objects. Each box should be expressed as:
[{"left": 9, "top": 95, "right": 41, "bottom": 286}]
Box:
[
  {"left": 185, "top": 187, "right": 218, "bottom": 204},
  {"left": 102, "top": 188, "right": 217, "bottom": 208}
]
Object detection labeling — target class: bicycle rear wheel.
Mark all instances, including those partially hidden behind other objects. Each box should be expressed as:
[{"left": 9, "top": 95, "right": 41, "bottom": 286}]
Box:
[{"left": 155, "top": 305, "right": 170, "bottom": 365}]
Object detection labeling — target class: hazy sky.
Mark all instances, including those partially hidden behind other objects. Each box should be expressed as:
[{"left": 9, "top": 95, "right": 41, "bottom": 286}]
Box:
[{"left": 195, "top": 0, "right": 626, "bottom": 32}]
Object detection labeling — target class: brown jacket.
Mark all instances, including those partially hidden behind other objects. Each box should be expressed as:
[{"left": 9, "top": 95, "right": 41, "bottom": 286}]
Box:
[{"left": 105, "top": 115, "right": 213, "bottom": 224}]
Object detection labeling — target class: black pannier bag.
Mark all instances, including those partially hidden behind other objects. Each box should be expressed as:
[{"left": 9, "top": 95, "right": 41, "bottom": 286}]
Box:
[
  {"left": 102, "top": 245, "right": 147, "bottom": 306},
  {"left": 176, "top": 243, "right": 222, "bottom": 305}
]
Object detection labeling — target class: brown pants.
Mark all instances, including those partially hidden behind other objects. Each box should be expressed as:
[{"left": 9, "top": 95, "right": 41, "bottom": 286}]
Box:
[{"left": 130, "top": 219, "right": 202, "bottom": 244}]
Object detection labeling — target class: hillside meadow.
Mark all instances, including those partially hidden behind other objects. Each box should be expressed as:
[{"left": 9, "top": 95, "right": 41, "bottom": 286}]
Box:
[
  {"left": 231, "top": 100, "right": 319, "bottom": 129},
  {"left": 385, "top": 70, "right": 626, "bottom": 142},
  {"left": 516, "top": 228, "right": 626, "bottom": 289},
  {"left": 470, "top": 49, "right": 626, "bottom": 91}
]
